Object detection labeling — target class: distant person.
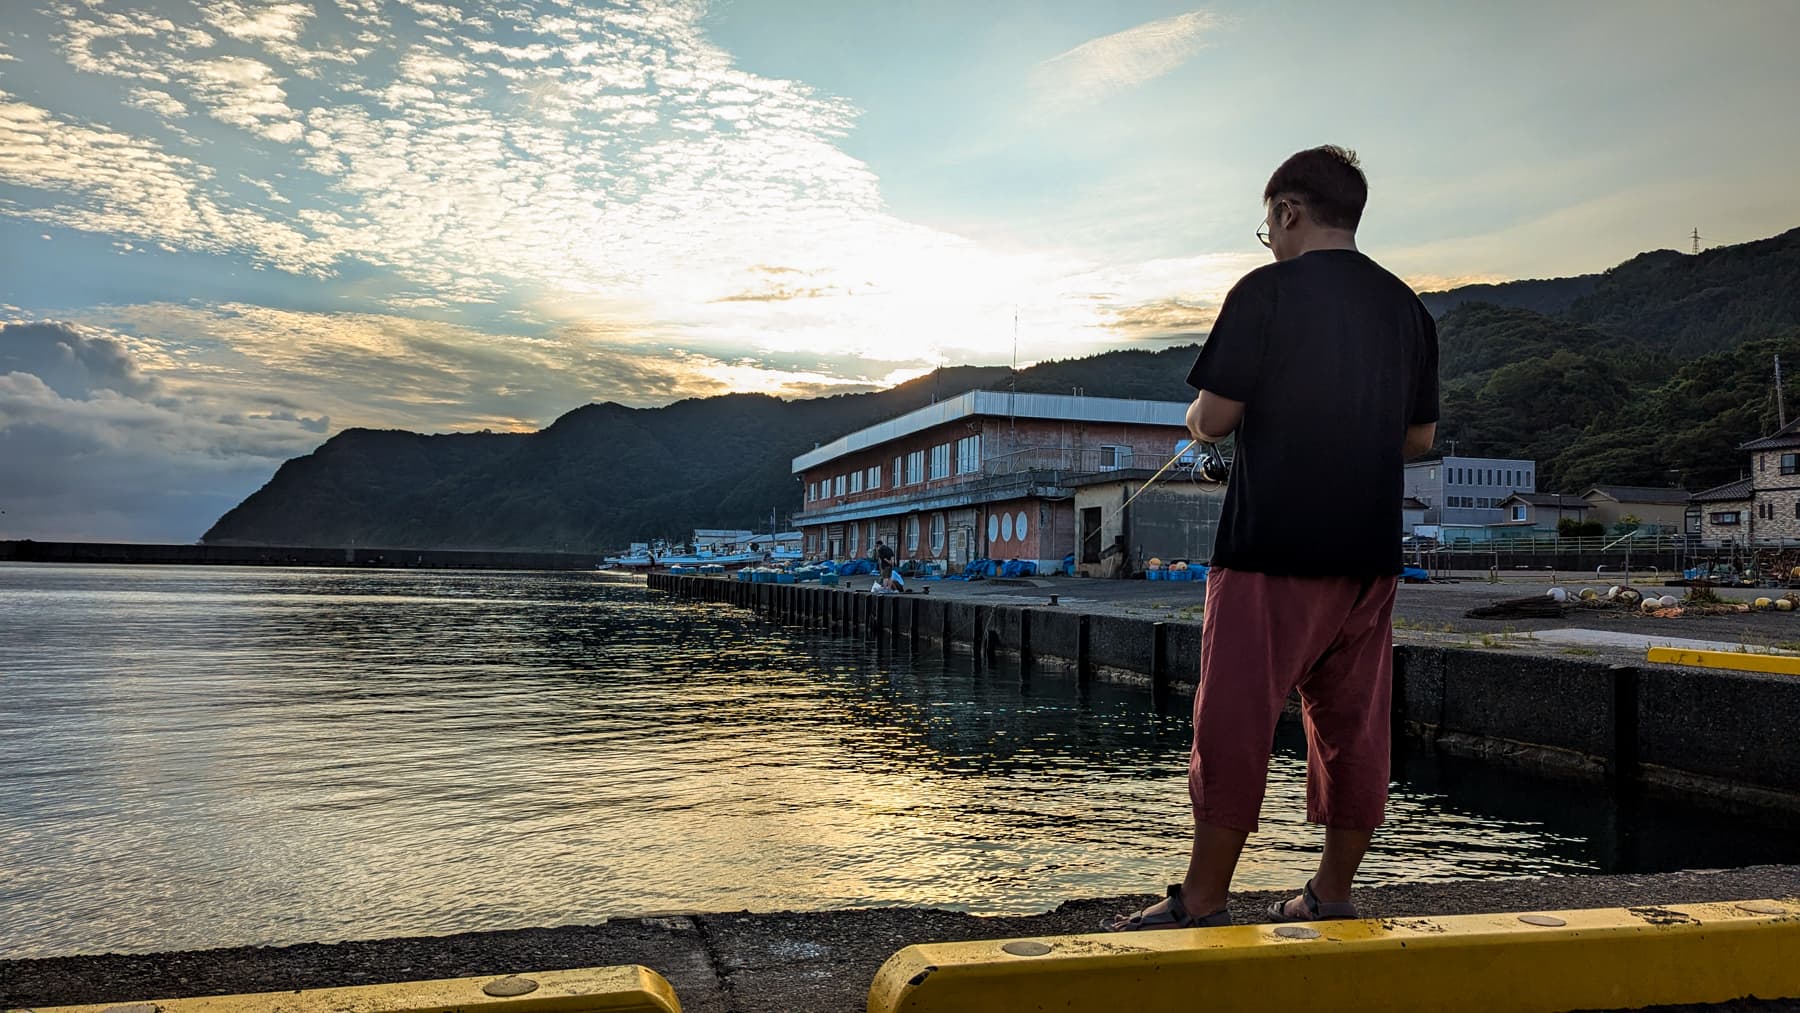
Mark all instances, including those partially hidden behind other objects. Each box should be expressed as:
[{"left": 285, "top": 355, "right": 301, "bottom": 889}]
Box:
[
  {"left": 875, "top": 539, "right": 895, "bottom": 573},
  {"left": 1110, "top": 146, "right": 1438, "bottom": 931}
]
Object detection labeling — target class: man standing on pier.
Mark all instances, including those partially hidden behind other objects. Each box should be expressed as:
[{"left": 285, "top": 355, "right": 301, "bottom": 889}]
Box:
[{"left": 1111, "top": 146, "right": 1438, "bottom": 930}]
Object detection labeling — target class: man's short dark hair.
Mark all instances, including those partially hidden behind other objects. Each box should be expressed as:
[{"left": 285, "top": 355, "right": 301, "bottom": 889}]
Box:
[{"left": 1264, "top": 145, "right": 1367, "bottom": 231}]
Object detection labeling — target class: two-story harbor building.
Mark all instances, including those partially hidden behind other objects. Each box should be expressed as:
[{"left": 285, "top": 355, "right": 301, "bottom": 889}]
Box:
[{"left": 791, "top": 390, "right": 1208, "bottom": 571}]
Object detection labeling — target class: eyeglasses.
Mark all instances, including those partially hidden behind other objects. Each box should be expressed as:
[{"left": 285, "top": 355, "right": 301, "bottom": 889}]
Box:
[{"left": 1256, "top": 198, "right": 1301, "bottom": 248}]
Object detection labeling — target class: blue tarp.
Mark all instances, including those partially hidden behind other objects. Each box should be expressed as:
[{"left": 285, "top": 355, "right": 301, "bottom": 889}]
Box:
[{"left": 837, "top": 559, "right": 875, "bottom": 576}]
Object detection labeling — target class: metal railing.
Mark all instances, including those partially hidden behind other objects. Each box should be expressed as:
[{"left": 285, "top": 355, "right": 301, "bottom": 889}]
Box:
[{"left": 980, "top": 446, "right": 1148, "bottom": 476}]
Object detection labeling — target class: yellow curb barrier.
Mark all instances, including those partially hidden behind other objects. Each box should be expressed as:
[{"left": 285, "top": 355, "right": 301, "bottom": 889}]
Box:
[
  {"left": 21, "top": 964, "right": 679, "bottom": 1013},
  {"left": 868, "top": 899, "right": 1800, "bottom": 1013},
  {"left": 1646, "top": 646, "right": 1800, "bottom": 675}
]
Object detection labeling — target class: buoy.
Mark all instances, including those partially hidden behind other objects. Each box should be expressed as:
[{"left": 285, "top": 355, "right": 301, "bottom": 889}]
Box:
[
  {"left": 1547, "top": 587, "right": 1568, "bottom": 602},
  {"left": 1607, "top": 585, "right": 1623, "bottom": 599},
  {"left": 1778, "top": 599, "right": 1795, "bottom": 612},
  {"left": 1148, "top": 557, "right": 1163, "bottom": 570},
  {"left": 1579, "top": 588, "right": 1599, "bottom": 601},
  {"left": 1640, "top": 599, "right": 1660, "bottom": 613},
  {"left": 1755, "top": 597, "right": 1774, "bottom": 609},
  {"left": 1659, "top": 595, "right": 1679, "bottom": 609}
]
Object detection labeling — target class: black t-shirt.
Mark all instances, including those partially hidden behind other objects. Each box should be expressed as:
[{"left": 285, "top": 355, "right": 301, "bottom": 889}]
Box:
[{"left": 1187, "top": 249, "right": 1438, "bottom": 577}]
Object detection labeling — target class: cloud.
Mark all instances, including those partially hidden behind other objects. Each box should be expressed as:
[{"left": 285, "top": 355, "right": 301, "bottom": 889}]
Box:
[
  {"left": 0, "top": 319, "right": 328, "bottom": 542},
  {"left": 0, "top": 90, "right": 333, "bottom": 274},
  {"left": 0, "top": 321, "right": 159, "bottom": 399},
  {"left": 1033, "top": 11, "right": 1216, "bottom": 108},
  {"left": 1101, "top": 297, "right": 1219, "bottom": 339}
]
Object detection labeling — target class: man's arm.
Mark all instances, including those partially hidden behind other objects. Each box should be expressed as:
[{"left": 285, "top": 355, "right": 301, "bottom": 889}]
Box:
[
  {"left": 1186, "top": 391, "right": 1244, "bottom": 443},
  {"left": 1403, "top": 422, "right": 1436, "bottom": 461}
]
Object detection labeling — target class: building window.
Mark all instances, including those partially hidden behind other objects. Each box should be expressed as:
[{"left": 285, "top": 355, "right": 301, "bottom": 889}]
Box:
[
  {"left": 1016, "top": 510, "right": 1029, "bottom": 541},
  {"left": 834, "top": 475, "right": 846, "bottom": 497},
  {"left": 1783, "top": 454, "right": 1800, "bottom": 475},
  {"left": 1525, "top": 470, "right": 1532, "bottom": 488},
  {"left": 1712, "top": 512, "right": 1741, "bottom": 526},
  {"left": 1429, "top": 467, "right": 1437, "bottom": 480},
  {"left": 850, "top": 471, "right": 863, "bottom": 494},
  {"left": 807, "top": 482, "right": 816, "bottom": 502},
  {"left": 868, "top": 465, "right": 880, "bottom": 489},
  {"left": 906, "top": 515, "right": 920, "bottom": 551},
  {"left": 930, "top": 513, "right": 945, "bottom": 553},
  {"left": 906, "top": 450, "right": 925, "bottom": 484},
  {"left": 1512, "top": 505, "right": 1527, "bottom": 521},
  {"left": 849, "top": 523, "right": 860, "bottom": 556},
  {"left": 1001, "top": 512, "right": 1014, "bottom": 541},
  {"left": 894, "top": 456, "right": 903, "bottom": 487},
  {"left": 988, "top": 514, "right": 1000, "bottom": 542},
  {"left": 1763, "top": 456, "right": 1769, "bottom": 473},
  {"left": 956, "top": 434, "right": 981, "bottom": 474},
  {"left": 930, "top": 443, "right": 950, "bottom": 480},
  {"left": 1099, "top": 445, "right": 1121, "bottom": 470}
]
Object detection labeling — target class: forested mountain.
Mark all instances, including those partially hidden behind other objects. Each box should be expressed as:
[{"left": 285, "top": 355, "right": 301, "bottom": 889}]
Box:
[
  {"left": 1431, "top": 227, "right": 1800, "bottom": 492},
  {"left": 202, "top": 347, "right": 1202, "bottom": 550},
  {"left": 205, "top": 227, "right": 1800, "bottom": 550}
]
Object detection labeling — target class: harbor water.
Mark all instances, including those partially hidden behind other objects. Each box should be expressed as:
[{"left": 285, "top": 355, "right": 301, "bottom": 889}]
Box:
[{"left": 2, "top": 563, "right": 1795, "bottom": 959}]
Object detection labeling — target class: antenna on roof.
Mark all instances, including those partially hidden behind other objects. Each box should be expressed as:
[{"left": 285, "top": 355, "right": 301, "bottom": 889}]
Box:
[{"left": 1011, "top": 307, "right": 1018, "bottom": 434}]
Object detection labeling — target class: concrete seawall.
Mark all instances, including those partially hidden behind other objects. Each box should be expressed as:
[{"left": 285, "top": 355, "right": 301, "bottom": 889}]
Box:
[
  {"left": 0, "top": 540, "right": 606, "bottom": 570},
  {"left": 649, "top": 573, "right": 1800, "bottom": 812}
]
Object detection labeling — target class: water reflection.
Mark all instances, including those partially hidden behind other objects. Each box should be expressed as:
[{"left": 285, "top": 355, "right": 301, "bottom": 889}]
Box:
[{"left": 0, "top": 563, "right": 1793, "bottom": 960}]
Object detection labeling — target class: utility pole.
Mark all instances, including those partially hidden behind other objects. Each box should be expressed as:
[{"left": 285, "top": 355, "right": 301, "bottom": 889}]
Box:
[
  {"left": 1778, "top": 355, "right": 1788, "bottom": 428},
  {"left": 1692, "top": 227, "right": 1701, "bottom": 255},
  {"left": 1010, "top": 307, "right": 1018, "bottom": 435}
]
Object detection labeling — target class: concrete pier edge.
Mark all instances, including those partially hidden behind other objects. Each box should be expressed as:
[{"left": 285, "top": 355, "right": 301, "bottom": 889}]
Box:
[{"left": 6, "top": 867, "right": 1798, "bottom": 1012}]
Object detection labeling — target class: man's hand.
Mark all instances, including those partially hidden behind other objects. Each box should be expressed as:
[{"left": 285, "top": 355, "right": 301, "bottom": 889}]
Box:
[
  {"left": 1187, "top": 392, "right": 1244, "bottom": 443},
  {"left": 1403, "top": 422, "right": 1436, "bottom": 460}
]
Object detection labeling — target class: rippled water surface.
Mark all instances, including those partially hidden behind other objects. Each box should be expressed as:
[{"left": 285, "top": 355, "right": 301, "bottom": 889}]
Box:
[{"left": 3, "top": 563, "right": 1796, "bottom": 958}]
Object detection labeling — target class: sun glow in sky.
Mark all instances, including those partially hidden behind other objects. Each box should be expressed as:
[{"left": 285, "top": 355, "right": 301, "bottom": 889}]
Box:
[{"left": 3, "top": 1, "right": 1800, "bottom": 540}]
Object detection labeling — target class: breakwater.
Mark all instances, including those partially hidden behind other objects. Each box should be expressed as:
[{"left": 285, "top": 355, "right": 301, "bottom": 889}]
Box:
[
  {"left": 0, "top": 539, "right": 604, "bottom": 570},
  {"left": 650, "top": 573, "right": 1800, "bottom": 812}
]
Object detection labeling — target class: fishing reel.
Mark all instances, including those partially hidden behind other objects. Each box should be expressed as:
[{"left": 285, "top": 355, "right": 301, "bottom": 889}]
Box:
[{"left": 1195, "top": 441, "right": 1232, "bottom": 484}]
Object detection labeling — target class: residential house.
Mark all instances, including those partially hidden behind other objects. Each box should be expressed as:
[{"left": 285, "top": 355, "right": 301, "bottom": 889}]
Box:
[
  {"left": 1686, "top": 417, "right": 1800, "bottom": 546},
  {"left": 1495, "top": 493, "right": 1591, "bottom": 533},
  {"left": 1580, "top": 486, "right": 1689, "bottom": 534}
]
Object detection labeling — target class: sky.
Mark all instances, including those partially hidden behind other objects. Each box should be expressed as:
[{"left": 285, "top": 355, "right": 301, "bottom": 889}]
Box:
[{"left": 3, "top": 0, "right": 1800, "bottom": 541}]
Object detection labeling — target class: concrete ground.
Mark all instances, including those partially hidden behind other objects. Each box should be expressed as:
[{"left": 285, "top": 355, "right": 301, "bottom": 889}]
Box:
[
  {"left": 5, "top": 867, "right": 1797, "bottom": 1012},
  {"left": 905, "top": 572, "right": 1800, "bottom": 663}
]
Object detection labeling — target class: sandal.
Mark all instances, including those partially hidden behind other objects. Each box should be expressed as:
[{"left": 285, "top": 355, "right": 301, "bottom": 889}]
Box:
[
  {"left": 1265, "top": 879, "right": 1359, "bottom": 923},
  {"left": 1105, "top": 884, "right": 1232, "bottom": 932}
]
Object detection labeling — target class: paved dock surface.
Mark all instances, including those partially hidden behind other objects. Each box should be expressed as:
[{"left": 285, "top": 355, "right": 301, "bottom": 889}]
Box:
[
  {"left": 898, "top": 573, "right": 1800, "bottom": 662},
  {"left": 7, "top": 866, "right": 1797, "bottom": 1012}
]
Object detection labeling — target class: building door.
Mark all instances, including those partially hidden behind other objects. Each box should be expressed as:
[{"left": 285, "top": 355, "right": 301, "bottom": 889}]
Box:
[{"left": 1080, "top": 507, "right": 1103, "bottom": 563}]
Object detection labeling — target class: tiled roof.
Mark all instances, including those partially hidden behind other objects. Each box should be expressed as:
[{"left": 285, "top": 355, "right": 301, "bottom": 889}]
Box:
[
  {"left": 1501, "top": 493, "right": 1589, "bottom": 508},
  {"left": 1689, "top": 477, "right": 1753, "bottom": 503},
  {"left": 1740, "top": 417, "right": 1800, "bottom": 451},
  {"left": 1582, "top": 485, "right": 1691, "bottom": 505}
]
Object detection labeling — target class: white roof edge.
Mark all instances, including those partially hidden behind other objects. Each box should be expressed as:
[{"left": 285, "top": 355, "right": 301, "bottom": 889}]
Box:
[{"left": 790, "top": 390, "right": 1191, "bottom": 473}]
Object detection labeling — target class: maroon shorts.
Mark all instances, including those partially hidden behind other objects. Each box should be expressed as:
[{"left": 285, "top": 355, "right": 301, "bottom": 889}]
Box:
[{"left": 1188, "top": 567, "right": 1398, "bottom": 833}]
